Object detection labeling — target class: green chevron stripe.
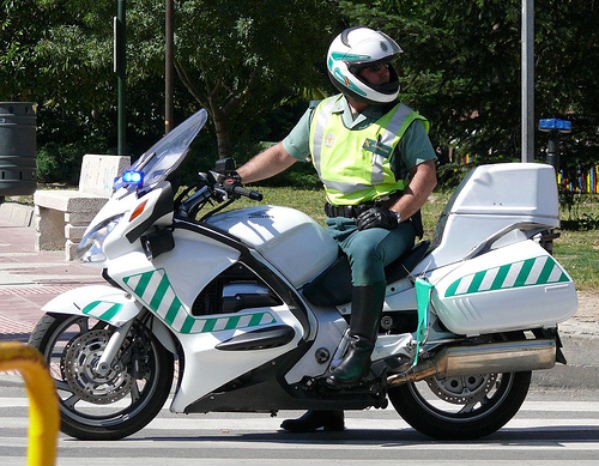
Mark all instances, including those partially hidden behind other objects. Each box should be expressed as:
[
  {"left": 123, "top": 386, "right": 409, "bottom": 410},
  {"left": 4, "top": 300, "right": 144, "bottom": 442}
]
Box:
[
  {"left": 82, "top": 301, "right": 101, "bottom": 315},
  {"left": 164, "top": 296, "right": 182, "bottom": 325},
  {"left": 225, "top": 315, "right": 241, "bottom": 330},
  {"left": 538, "top": 258, "right": 556, "bottom": 284},
  {"left": 249, "top": 313, "right": 265, "bottom": 326},
  {"left": 150, "top": 274, "right": 170, "bottom": 310},
  {"left": 202, "top": 318, "right": 216, "bottom": 333},
  {"left": 445, "top": 256, "right": 570, "bottom": 298},
  {"left": 445, "top": 279, "right": 460, "bottom": 298},
  {"left": 123, "top": 269, "right": 278, "bottom": 334},
  {"left": 101, "top": 303, "right": 124, "bottom": 321},
  {"left": 180, "top": 315, "right": 196, "bottom": 334},
  {"left": 82, "top": 302, "right": 124, "bottom": 322},
  {"left": 134, "top": 271, "right": 153, "bottom": 297},
  {"left": 468, "top": 270, "right": 486, "bottom": 294},
  {"left": 515, "top": 258, "right": 536, "bottom": 287},
  {"left": 491, "top": 264, "right": 510, "bottom": 290}
]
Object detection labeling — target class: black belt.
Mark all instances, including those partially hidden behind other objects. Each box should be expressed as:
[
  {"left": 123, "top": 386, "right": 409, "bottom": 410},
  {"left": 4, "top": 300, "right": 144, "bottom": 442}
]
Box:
[
  {"left": 325, "top": 191, "right": 403, "bottom": 219},
  {"left": 325, "top": 198, "right": 424, "bottom": 238},
  {"left": 324, "top": 202, "right": 376, "bottom": 218}
]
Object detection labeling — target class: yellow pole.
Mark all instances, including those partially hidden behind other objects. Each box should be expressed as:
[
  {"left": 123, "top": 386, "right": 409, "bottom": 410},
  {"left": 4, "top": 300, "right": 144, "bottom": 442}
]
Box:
[{"left": 0, "top": 342, "right": 59, "bottom": 466}]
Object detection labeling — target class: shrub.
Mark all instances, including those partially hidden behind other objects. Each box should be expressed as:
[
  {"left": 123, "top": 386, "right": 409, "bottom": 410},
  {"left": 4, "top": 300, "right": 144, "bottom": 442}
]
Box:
[
  {"left": 436, "top": 162, "right": 470, "bottom": 190},
  {"left": 36, "top": 143, "right": 85, "bottom": 184}
]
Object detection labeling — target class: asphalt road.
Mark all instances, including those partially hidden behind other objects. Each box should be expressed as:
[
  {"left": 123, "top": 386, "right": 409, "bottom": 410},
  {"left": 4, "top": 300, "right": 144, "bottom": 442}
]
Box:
[{"left": 0, "top": 380, "right": 597, "bottom": 466}]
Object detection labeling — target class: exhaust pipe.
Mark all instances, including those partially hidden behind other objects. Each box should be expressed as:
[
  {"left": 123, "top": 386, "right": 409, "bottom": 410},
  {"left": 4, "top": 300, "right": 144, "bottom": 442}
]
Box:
[{"left": 388, "top": 339, "right": 556, "bottom": 386}]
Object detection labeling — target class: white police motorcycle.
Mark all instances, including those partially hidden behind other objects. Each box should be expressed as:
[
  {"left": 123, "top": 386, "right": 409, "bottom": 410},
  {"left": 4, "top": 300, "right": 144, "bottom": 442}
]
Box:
[{"left": 29, "top": 109, "right": 577, "bottom": 440}]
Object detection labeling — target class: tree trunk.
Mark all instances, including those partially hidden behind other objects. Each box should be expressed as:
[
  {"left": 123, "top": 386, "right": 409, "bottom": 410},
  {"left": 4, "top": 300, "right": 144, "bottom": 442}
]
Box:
[{"left": 210, "top": 106, "right": 232, "bottom": 158}]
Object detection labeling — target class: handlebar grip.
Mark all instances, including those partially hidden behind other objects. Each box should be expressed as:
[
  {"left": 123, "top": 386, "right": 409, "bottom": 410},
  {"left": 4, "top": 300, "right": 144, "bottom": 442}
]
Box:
[{"left": 233, "top": 186, "right": 263, "bottom": 201}]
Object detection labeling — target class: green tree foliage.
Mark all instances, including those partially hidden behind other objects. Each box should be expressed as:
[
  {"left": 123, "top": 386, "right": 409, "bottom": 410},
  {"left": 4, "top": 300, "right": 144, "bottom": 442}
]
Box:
[
  {"left": 1, "top": 1, "right": 120, "bottom": 182},
  {"left": 1, "top": 1, "right": 597, "bottom": 183},
  {"left": 339, "top": 0, "right": 599, "bottom": 167},
  {"left": 1, "top": 1, "right": 338, "bottom": 181},
  {"left": 535, "top": 1, "right": 599, "bottom": 171},
  {"left": 170, "top": 0, "right": 337, "bottom": 157}
]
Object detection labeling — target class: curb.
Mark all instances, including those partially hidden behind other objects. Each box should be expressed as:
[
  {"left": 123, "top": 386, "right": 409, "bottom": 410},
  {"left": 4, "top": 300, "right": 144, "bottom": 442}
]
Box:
[{"left": 532, "top": 331, "right": 599, "bottom": 390}]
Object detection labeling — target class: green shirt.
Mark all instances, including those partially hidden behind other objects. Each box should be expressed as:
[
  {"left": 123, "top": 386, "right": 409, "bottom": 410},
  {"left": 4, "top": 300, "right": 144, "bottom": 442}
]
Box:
[{"left": 283, "top": 95, "right": 437, "bottom": 179}]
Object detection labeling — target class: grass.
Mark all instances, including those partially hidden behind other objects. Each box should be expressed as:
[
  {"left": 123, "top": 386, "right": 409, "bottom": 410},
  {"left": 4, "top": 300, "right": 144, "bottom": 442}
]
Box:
[
  {"left": 231, "top": 186, "right": 599, "bottom": 291},
  {"left": 556, "top": 229, "right": 599, "bottom": 290}
]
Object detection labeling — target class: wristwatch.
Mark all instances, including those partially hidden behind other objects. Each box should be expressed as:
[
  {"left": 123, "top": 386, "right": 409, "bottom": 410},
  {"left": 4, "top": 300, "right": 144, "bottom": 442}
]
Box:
[{"left": 391, "top": 210, "right": 402, "bottom": 223}]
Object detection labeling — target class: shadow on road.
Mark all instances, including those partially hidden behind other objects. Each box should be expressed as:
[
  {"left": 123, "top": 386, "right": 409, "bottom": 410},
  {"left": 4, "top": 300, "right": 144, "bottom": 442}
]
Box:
[{"left": 132, "top": 425, "right": 599, "bottom": 446}]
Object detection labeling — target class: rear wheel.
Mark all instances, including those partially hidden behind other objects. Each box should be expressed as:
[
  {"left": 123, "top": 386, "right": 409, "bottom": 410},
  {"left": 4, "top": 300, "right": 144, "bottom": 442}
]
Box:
[
  {"left": 388, "top": 369, "right": 531, "bottom": 439},
  {"left": 29, "top": 313, "right": 174, "bottom": 440}
]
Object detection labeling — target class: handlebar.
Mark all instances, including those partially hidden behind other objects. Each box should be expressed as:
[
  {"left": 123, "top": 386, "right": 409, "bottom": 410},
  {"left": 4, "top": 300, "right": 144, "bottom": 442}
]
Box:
[
  {"left": 231, "top": 185, "right": 263, "bottom": 201},
  {"left": 177, "top": 171, "right": 263, "bottom": 219}
]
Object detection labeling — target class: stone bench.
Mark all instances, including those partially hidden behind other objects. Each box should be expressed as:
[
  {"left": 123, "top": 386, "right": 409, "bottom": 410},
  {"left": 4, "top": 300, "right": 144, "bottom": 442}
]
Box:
[{"left": 34, "top": 154, "right": 130, "bottom": 260}]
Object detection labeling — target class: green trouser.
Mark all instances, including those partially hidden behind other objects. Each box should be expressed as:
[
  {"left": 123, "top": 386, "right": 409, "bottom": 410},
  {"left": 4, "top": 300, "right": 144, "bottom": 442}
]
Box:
[
  {"left": 326, "top": 217, "right": 416, "bottom": 287},
  {"left": 323, "top": 217, "right": 416, "bottom": 387}
]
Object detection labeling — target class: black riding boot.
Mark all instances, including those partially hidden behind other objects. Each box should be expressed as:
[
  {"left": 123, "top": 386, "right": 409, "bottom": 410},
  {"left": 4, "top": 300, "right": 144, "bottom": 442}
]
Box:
[
  {"left": 326, "top": 283, "right": 385, "bottom": 388},
  {"left": 280, "top": 410, "right": 345, "bottom": 432}
]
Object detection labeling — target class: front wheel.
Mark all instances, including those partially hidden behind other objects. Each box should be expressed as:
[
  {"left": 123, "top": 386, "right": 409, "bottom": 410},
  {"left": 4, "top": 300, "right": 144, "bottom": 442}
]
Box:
[
  {"left": 388, "top": 370, "right": 531, "bottom": 440},
  {"left": 29, "top": 313, "right": 174, "bottom": 440}
]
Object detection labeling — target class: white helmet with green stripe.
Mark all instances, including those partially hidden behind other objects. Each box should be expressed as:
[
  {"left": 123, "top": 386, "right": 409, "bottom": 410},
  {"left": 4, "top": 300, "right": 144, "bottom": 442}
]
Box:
[{"left": 327, "top": 27, "right": 403, "bottom": 105}]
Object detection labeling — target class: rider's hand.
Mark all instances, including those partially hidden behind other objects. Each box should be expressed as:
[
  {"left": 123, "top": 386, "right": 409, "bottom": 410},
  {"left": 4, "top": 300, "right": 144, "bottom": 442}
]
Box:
[
  {"left": 222, "top": 171, "right": 242, "bottom": 194},
  {"left": 356, "top": 206, "right": 400, "bottom": 231}
]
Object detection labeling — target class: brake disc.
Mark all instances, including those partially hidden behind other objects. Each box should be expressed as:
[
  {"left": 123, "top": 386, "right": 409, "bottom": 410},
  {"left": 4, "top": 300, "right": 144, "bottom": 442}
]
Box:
[
  {"left": 61, "top": 329, "right": 133, "bottom": 404},
  {"left": 426, "top": 373, "right": 498, "bottom": 405}
]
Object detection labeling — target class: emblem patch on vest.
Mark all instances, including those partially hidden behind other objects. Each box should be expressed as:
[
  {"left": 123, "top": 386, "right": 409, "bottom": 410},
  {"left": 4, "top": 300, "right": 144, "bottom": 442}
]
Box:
[
  {"left": 325, "top": 132, "right": 336, "bottom": 147},
  {"left": 363, "top": 138, "right": 392, "bottom": 158}
]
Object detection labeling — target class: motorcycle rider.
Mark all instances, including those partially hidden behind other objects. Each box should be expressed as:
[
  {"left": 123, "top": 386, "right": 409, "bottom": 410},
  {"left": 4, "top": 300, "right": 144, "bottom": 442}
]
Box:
[{"left": 236, "top": 27, "right": 437, "bottom": 432}]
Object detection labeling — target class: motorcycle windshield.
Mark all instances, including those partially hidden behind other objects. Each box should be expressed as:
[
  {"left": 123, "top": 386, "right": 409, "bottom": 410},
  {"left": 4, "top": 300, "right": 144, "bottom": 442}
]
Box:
[{"left": 114, "top": 108, "right": 208, "bottom": 191}]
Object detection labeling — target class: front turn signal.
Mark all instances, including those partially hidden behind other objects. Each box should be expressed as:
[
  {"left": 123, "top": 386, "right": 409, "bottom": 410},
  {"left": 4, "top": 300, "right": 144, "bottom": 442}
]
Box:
[{"left": 129, "top": 200, "right": 148, "bottom": 222}]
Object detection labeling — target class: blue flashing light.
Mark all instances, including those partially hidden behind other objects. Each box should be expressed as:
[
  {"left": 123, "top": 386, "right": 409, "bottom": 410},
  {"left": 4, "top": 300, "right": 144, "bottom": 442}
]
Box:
[
  {"left": 122, "top": 169, "right": 144, "bottom": 186},
  {"left": 538, "top": 118, "right": 572, "bottom": 134}
]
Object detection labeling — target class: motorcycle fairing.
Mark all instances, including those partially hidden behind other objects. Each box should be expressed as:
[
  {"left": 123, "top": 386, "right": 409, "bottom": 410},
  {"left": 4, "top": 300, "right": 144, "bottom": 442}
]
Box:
[
  {"left": 171, "top": 302, "right": 307, "bottom": 413},
  {"left": 121, "top": 267, "right": 279, "bottom": 334},
  {"left": 130, "top": 220, "right": 325, "bottom": 413},
  {"left": 109, "top": 255, "right": 314, "bottom": 413},
  {"left": 172, "top": 221, "right": 315, "bottom": 338},
  {"left": 99, "top": 214, "right": 325, "bottom": 413},
  {"left": 205, "top": 205, "right": 339, "bottom": 288},
  {"left": 184, "top": 348, "right": 386, "bottom": 413},
  {"left": 41, "top": 285, "right": 143, "bottom": 326}
]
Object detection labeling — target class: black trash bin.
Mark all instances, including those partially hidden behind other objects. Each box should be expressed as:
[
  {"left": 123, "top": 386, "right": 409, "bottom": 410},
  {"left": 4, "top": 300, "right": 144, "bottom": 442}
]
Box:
[{"left": 0, "top": 102, "right": 37, "bottom": 197}]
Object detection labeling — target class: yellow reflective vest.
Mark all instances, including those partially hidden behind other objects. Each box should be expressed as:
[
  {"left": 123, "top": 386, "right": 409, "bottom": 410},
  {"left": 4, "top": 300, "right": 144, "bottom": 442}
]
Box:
[{"left": 309, "top": 95, "right": 429, "bottom": 206}]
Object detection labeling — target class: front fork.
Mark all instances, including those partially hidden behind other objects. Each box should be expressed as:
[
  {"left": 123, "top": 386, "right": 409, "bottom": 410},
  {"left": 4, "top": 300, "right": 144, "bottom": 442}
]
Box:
[{"left": 94, "top": 320, "right": 134, "bottom": 377}]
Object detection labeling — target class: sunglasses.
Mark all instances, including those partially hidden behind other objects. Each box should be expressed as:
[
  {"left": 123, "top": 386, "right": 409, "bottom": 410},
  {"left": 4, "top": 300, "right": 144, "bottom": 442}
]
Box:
[{"left": 363, "top": 62, "right": 390, "bottom": 73}]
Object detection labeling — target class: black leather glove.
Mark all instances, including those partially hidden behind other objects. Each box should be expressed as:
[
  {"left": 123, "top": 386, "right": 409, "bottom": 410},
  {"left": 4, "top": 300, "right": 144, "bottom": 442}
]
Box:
[
  {"left": 356, "top": 206, "right": 400, "bottom": 231},
  {"left": 222, "top": 171, "right": 242, "bottom": 194}
]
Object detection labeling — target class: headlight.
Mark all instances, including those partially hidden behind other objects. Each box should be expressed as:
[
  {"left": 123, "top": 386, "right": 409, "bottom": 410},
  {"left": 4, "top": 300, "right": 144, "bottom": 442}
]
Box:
[{"left": 76, "top": 214, "right": 124, "bottom": 263}]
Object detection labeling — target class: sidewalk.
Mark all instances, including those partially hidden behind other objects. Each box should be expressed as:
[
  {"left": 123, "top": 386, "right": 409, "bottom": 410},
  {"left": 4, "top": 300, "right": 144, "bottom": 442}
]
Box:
[
  {"left": 0, "top": 214, "right": 101, "bottom": 342},
  {"left": 1, "top": 204, "right": 598, "bottom": 389}
]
